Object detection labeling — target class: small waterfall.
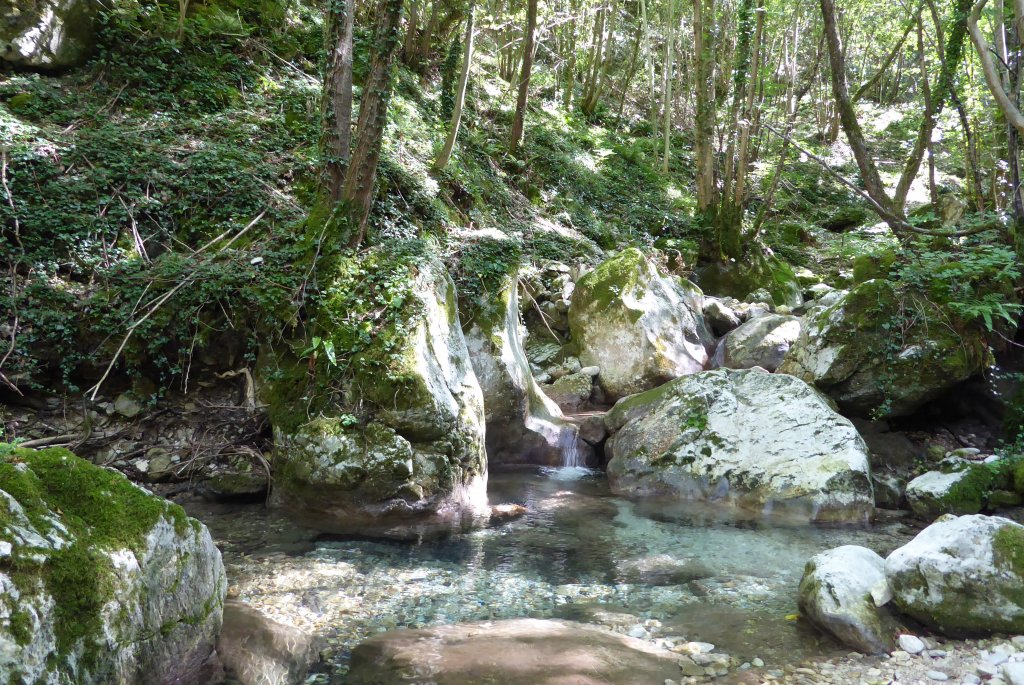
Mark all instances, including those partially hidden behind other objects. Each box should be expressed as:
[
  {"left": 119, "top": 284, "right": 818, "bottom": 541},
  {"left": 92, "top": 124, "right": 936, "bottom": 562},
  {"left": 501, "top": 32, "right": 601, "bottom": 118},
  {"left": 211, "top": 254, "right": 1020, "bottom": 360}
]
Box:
[{"left": 558, "top": 426, "right": 588, "bottom": 468}]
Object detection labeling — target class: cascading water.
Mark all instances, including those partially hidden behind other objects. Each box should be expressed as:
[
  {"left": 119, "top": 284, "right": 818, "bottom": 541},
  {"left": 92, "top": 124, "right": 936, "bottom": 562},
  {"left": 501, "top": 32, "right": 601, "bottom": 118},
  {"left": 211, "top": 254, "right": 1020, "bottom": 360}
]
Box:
[{"left": 558, "top": 426, "right": 588, "bottom": 468}]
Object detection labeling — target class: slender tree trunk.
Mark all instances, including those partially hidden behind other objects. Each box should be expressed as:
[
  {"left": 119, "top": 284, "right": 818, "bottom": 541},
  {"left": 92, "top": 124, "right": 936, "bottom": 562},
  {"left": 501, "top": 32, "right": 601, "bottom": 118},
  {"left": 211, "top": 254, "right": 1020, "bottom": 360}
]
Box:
[
  {"left": 662, "top": 0, "right": 677, "bottom": 173},
  {"left": 323, "top": 0, "right": 355, "bottom": 203},
  {"left": 510, "top": 0, "right": 538, "bottom": 154},
  {"left": 617, "top": 11, "right": 644, "bottom": 117},
  {"left": 342, "top": 0, "right": 405, "bottom": 248},
  {"left": 435, "top": 3, "right": 475, "bottom": 170},
  {"left": 733, "top": 0, "right": 764, "bottom": 207},
  {"left": 581, "top": 4, "right": 608, "bottom": 116}
]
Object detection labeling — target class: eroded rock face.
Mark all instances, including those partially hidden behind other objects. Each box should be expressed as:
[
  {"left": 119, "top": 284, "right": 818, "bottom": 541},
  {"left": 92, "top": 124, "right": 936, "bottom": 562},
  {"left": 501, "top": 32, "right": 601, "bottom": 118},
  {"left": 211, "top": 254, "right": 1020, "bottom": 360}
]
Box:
[
  {"left": 798, "top": 546, "right": 897, "bottom": 654},
  {"left": 885, "top": 515, "right": 1024, "bottom": 636},
  {"left": 711, "top": 314, "right": 801, "bottom": 372},
  {"left": 266, "top": 256, "right": 489, "bottom": 539},
  {"left": 464, "top": 275, "right": 585, "bottom": 466},
  {"left": 0, "top": 447, "right": 225, "bottom": 685},
  {"left": 778, "top": 280, "right": 985, "bottom": 417},
  {"left": 346, "top": 618, "right": 685, "bottom": 685},
  {"left": 1, "top": 0, "right": 96, "bottom": 70},
  {"left": 604, "top": 368, "right": 874, "bottom": 523},
  {"left": 568, "top": 248, "right": 713, "bottom": 401}
]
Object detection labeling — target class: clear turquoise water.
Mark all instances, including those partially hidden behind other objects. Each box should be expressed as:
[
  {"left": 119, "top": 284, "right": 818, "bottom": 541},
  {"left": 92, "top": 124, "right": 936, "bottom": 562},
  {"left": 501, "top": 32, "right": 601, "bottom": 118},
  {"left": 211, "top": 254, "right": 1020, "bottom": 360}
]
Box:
[{"left": 187, "top": 466, "right": 915, "bottom": 681}]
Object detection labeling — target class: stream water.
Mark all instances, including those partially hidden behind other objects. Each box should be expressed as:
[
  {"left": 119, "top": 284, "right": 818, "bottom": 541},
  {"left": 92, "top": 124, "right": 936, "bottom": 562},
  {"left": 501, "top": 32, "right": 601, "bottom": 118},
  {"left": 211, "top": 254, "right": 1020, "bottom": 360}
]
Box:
[{"left": 185, "top": 467, "right": 916, "bottom": 683}]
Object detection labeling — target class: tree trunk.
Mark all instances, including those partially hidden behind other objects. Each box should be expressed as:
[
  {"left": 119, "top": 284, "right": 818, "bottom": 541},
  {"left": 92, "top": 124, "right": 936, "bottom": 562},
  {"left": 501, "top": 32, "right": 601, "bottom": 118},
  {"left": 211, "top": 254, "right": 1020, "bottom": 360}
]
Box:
[
  {"left": 323, "top": 0, "right": 355, "bottom": 203},
  {"left": 435, "top": 3, "right": 476, "bottom": 170},
  {"left": 662, "top": 0, "right": 676, "bottom": 173},
  {"left": 692, "top": 0, "right": 716, "bottom": 207},
  {"left": 342, "top": 0, "right": 405, "bottom": 248},
  {"left": 510, "top": 0, "right": 538, "bottom": 154},
  {"left": 820, "top": 0, "right": 901, "bottom": 226}
]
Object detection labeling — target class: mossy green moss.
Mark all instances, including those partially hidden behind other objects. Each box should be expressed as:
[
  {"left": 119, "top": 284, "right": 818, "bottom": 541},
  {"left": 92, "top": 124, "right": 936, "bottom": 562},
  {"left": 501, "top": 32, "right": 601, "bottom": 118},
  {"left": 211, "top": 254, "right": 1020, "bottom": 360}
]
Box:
[
  {"left": 573, "top": 247, "right": 648, "bottom": 313},
  {"left": 0, "top": 445, "right": 191, "bottom": 669},
  {"left": 994, "top": 524, "right": 1024, "bottom": 577},
  {"left": 1013, "top": 460, "right": 1024, "bottom": 495}
]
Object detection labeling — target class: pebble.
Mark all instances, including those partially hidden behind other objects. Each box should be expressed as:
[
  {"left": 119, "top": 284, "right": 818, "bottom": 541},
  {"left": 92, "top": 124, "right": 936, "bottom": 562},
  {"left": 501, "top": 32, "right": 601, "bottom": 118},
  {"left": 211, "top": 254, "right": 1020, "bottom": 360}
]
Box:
[
  {"left": 900, "top": 634, "right": 927, "bottom": 655},
  {"left": 1004, "top": 663, "right": 1024, "bottom": 685},
  {"left": 963, "top": 675, "right": 982, "bottom": 685},
  {"left": 927, "top": 671, "right": 949, "bottom": 682},
  {"left": 752, "top": 657, "right": 765, "bottom": 668}
]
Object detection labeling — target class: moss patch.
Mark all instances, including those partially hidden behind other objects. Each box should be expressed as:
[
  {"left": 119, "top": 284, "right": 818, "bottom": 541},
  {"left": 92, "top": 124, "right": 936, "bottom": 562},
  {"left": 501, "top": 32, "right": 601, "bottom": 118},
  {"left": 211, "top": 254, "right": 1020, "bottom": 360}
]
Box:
[
  {"left": 0, "top": 445, "right": 191, "bottom": 669},
  {"left": 993, "top": 524, "right": 1024, "bottom": 577},
  {"left": 573, "top": 248, "right": 648, "bottom": 313}
]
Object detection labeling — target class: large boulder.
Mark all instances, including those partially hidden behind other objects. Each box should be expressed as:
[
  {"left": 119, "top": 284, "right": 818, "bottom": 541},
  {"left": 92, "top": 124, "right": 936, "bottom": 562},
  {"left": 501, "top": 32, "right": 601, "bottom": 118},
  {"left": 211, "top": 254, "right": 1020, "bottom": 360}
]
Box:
[
  {"left": 463, "top": 272, "right": 586, "bottom": 467},
  {"left": 346, "top": 618, "right": 686, "bottom": 685},
  {"left": 0, "top": 446, "right": 226, "bottom": 684},
  {"left": 885, "top": 514, "right": 1024, "bottom": 636},
  {"left": 711, "top": 313, "right": 801, "bottom": 372},
  {"left": 604, "top": 368, "right": 874, "bottom": 523},
  {"left": 568, "top": 248, "right": 713, "bottom": 400},
  {"left": 263, "top": 253, "right": 488, "bottom": 539},
  {"left": 778, "top": 279, "right": 986, "bottom": 417},
  {"left": 798, "top": 546, "right": 898, "bottom": 654},
  {"left": 1, "top": 0, "right": 96, "bottom": 70}
]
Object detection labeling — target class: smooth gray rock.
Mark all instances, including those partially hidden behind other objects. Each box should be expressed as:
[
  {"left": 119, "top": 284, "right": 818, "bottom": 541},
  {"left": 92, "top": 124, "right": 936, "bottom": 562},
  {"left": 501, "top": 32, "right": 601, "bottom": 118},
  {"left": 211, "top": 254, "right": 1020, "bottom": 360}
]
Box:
[
  {"left": 346, "top": 618, "right": 684, "bottom": 685},
  {"left": 798, "top": 546, "right": 898, "bottom": 654},
  {"left": 711, "top": 314, "right": 801, "bottom": 372},
  {"left": 605, "top": 368, "right": 874, "bottom": 523},
  {"left": 218, "top": 600, "right": 319, "bottom": 685}
]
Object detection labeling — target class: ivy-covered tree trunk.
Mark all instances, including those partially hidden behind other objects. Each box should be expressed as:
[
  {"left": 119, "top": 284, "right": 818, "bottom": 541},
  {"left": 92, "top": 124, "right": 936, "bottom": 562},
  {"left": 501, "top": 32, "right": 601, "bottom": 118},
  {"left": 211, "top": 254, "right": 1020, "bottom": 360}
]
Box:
[
  {"left": 509, "top": 0, "right": 538, "bottom": 154},
  {"left": 323, "top": 0, "right": 355, "bottom": 203},
  {"left": 342, "top": 0, "right": 405, "bottom": 248}
]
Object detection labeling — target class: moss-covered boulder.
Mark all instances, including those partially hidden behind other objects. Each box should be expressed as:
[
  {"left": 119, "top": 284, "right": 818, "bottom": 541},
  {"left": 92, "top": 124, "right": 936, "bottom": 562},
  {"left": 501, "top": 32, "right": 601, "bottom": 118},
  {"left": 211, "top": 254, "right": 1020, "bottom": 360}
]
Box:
[
  {"left": 0, "top": 0, "right": 97, "bottom": 70},
  {"left": 798, "top": 546, "right": 898, "bottom": 654},
  {"left": 905, "top": 466, "right": 995, "bottom": 519},
  {"left": 694, "top": 253, "right": 803, "bottom": 309},
  {"left": 463, "top": 272, "right": 587, "bottom": 467},
  {"left": 604, "top": 368, "right": 874, "bottom": 523},
  {"left": 885, "top": 515, "right": 1024, "bottom": 636},
  {"left": 568, "top": 248, "right": 713, "bottom": 401},
  {"left": 0, "top": 446, "right": 226, "bottom": 684},
  {"left": 778, "top": 279, "right": 986, "bottom": 417},
  {"left": 264, "top": 254, "right": 488, "bottom": 539}
]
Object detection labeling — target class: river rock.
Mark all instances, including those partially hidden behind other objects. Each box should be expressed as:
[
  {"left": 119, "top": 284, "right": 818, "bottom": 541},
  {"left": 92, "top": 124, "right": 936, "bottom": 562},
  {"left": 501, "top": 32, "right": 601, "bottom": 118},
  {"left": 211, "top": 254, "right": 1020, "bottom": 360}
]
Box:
[
  {"left": 0, "top": 446, "right": 226, "bottom": 684},
  {"left": 1, "top": 0, "right": 97, "bottom": 69},
  {"left": 885, "top": 515, "right": 1024, "bottom": 635},
  {"left": 905, "top": 467, "right": 994, "bottom": 518},
  {"left": 711, "top": 314, "right": 802, "bottom": 372},
  {"left": 604, "top": 368, "right": 874, "bottom": 523},
  {"left": 464, "top": 270, "right": 585, "bottom": 466},
  {"left": 703, "top": 297, "right": 742, "bottom": 336},
  {"left": 778, "top": 279, "right": 985, "bottom": 417},
  {"left": 218, "top": 600, "right": 319, "bottom": 685},
  {"left": 346, "top": 618, "right": 685, "bottom": 685},
  {"left": 568, "top": 248, "right": 713, "bottom": 401},
  {"left": 543, "top": 371, "right": 593, "bottom": 411},
  {"left": 798, "top": 546, "right": 898, "bottom": 654},
  {"left": 264, "top": 254, "right": 489, "bottom": 539}
]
